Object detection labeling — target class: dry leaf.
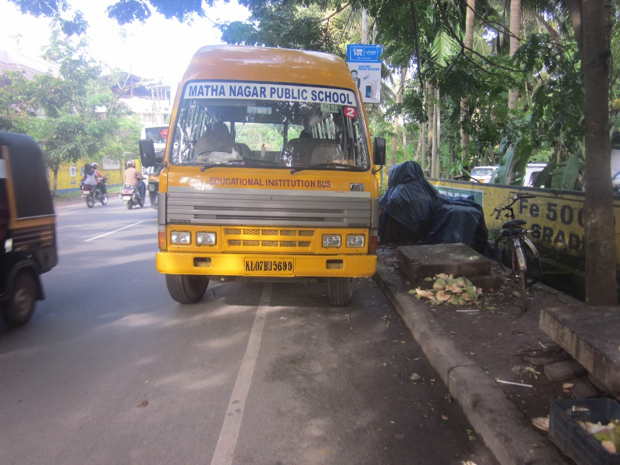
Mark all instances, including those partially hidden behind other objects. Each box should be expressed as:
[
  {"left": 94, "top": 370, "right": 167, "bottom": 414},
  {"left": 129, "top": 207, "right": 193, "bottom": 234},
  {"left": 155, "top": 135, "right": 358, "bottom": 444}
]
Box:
[{"left": 531, "top": 417, "right": 549, "bottom": 432}]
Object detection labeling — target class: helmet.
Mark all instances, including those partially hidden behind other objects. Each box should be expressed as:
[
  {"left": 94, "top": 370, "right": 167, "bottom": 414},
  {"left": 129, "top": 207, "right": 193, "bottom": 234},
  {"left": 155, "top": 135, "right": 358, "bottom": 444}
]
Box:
[
  {"left": 127, "top": 159, "right": 135, "bottom": 168},
  {"left": 92, "top": 162, "right": 99, "bottom": 169}
]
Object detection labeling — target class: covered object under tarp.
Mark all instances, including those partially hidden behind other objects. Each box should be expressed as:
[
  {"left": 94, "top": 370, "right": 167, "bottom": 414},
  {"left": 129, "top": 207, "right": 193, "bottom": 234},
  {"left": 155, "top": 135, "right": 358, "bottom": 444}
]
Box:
[{"left": 379, "top": 161, "right": 488, "bottom": 252}]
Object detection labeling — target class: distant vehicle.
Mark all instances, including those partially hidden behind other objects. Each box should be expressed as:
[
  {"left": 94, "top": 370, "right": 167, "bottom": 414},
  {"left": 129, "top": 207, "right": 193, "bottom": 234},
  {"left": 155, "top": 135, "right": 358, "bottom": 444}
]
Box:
[
  {"left": 524, "top": 163, "right": 547, "bottom": 187},
  {"left": 0, "top": 132, "right": 58, "bottom": 327},
  {"left": 140, "top": 125, "right": 168, "bottom": 208},
  {"left": 120, "top": 183, "right": 145, "bottom": 209},
  {"left": 81, "top": 177, "right": 108, "bottom": 208},
  {"left": 470, "top": 165, "right": 499, "bottom": 183},
  {"left": 612, "top": 170, "right": 620, "bottom": 192}
]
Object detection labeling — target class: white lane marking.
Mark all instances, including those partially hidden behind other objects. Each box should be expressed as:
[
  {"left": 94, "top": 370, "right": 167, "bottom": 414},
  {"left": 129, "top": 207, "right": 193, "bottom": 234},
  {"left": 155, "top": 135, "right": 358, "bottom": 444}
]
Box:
[
  {"left": 84, "top": 221, "right": 144, "bottom": 242},
  {"left": 211, "top": 284, "right": 273, "bottom": 465}
]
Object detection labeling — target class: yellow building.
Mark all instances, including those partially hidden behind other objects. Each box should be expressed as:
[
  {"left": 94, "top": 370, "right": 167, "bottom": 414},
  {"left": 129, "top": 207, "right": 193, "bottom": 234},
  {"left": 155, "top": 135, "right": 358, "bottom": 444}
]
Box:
[{"left": 50, "top": 157, "right": 141, "bottom": 194}]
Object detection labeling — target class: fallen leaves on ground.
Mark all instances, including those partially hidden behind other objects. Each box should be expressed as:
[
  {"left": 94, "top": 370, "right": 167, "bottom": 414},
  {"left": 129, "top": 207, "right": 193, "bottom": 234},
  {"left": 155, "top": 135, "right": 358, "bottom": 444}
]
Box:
[{"left": 409, "top": 274, "right": 482, "bottom": 305}]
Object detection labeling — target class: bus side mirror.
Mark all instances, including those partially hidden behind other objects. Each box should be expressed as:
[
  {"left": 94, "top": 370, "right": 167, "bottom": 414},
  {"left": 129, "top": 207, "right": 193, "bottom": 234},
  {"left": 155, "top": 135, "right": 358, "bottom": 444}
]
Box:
[
  {"left": 139, "top": 139, "right": 156, "bottom": 168},
  {"left": 373, "top": 137, "right": 386, "bottom": 166}
]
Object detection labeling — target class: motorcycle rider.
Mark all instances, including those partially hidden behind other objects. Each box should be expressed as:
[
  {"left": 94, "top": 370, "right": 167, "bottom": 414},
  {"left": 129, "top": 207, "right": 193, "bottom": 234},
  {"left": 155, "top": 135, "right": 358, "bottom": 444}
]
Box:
[
  {"left": 92, "top": 162, "right": 107, "bottom": 195},
  {"left": 124, "top": 159, "right": 145, "bottom": 200},
  {"left": 82, "top": 163, "right": 98, "bottom": 191}
]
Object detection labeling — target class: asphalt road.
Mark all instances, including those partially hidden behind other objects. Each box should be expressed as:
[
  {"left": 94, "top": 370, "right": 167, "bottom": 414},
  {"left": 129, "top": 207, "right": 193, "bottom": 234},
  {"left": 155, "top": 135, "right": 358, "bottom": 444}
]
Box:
[{"left": 0, "top": 196, "right": 497, "bottom": 465}]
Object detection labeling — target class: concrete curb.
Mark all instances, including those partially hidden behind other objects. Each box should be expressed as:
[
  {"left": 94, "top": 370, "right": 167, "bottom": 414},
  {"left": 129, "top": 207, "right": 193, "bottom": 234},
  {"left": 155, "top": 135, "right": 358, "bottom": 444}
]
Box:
[{"left": 374, "top": 261, "right": 568, "bottom": 465}]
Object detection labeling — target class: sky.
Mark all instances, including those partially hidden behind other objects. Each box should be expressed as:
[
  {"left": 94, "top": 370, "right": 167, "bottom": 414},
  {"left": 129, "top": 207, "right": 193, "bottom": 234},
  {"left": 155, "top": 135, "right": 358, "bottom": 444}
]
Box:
[{"left": 0, "top": 0, "right": 251, "bottom": 90}]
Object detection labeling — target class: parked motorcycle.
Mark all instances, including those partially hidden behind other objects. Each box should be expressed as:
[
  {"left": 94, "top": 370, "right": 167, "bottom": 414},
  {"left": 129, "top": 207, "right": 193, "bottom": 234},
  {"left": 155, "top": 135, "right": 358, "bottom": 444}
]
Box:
[
  {"left": 81, "top": 181, "right": 108, "bottom": 208},
  {"left": 120, "top": 183, "right": 144, "bottom": 209}
]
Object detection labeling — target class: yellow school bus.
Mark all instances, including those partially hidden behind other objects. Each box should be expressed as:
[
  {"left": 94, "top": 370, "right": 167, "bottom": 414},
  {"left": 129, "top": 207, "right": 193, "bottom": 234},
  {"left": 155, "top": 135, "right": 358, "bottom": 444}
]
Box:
[{"left": 140, "top": 45, "right": 386, "bottom": 306}]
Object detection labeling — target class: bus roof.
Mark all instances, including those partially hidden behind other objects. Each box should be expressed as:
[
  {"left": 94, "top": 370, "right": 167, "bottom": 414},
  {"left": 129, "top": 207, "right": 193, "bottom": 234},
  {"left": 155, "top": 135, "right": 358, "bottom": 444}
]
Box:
[{"left": 182, "top": 46, "right": 357, "bottom": 90}]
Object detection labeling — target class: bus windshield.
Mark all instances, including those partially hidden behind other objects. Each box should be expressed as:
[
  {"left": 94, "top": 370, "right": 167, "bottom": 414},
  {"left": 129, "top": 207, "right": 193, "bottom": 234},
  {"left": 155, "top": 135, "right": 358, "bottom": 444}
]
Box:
[{"left": 169, "top": 81, "right": 370, "bottom": 171}]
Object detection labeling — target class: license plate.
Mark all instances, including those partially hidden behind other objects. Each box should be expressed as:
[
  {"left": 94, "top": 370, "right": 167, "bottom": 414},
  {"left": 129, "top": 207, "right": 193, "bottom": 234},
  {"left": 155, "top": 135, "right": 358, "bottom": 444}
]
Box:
[
  {"left": 244, "top": 259, "right": 294, "bottom": 275},
  {"left": 122, "top": 196, "right": 131, "bottom": 200}
]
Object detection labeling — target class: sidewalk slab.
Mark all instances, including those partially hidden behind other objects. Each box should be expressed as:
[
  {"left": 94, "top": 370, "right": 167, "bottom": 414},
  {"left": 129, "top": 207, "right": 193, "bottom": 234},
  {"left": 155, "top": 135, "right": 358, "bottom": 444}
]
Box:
[
  {"left": 544, "top": 359, "right": 587, "bottom": 382},
  {"left": 397, "top": 243, "right": 502, "bottom": 291},
  {"left": 375, "top": 260, "right": 568, "bottom": 465},
  {"left": 397, "top": 243, "right": 491, "bottom": 278},
  {"left": 540, "top": 306, "right": 620, "bottom": 397}
]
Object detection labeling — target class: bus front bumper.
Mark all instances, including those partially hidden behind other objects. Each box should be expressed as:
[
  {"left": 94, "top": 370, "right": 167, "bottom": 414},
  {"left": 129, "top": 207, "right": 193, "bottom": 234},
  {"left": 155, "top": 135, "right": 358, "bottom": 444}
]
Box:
[{"left": 156, "top": 252, "right": 377, "bottom": 278}]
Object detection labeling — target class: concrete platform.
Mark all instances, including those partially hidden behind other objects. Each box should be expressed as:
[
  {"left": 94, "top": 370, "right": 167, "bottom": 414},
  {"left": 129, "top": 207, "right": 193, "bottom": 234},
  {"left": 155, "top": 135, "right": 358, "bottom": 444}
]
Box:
[
  {"left": 540, "top": 306, "right": 620, "bottom": 397},
  {"left": 396, "top": 243, "right": 502, "bottom": 292}
]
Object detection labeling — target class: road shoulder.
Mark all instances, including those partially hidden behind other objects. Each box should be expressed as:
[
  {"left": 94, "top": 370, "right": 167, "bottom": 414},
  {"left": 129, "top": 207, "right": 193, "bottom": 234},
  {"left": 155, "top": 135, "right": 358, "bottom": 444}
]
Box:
[{"left": 374, "top": 258, "right": 568, "bottom": 465}]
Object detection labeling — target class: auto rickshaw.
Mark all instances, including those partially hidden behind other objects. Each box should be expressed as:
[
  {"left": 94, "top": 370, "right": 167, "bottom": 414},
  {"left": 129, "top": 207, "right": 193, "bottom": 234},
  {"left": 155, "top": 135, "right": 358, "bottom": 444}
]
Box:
[{"left": 0, "top": 132, "right": 57, "bottom": 327}]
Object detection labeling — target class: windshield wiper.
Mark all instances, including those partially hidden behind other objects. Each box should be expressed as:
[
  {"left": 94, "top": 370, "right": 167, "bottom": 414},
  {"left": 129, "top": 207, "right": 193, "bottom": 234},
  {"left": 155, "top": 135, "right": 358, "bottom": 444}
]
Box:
[
  {"left": 243, "top": 158, "right": 277, "bottom": 166},
  {"left": 200, "top": 160, "right": 245, "bottom": 171},
  {"left": 290, "top": 163, "right": 361, "bottom": 174}
]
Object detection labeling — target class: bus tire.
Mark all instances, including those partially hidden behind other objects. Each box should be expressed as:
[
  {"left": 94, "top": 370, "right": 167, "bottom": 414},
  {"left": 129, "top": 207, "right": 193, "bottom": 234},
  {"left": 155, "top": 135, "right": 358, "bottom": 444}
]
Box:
[
  {"left": 165, "top": 274, "right": 209, "bottom": 304},
  {"left": 1, "top": 271, "right": 37, "bottom": 327},
  {"left": 328, "top": 277, "right": 353, "bottom": 306}
]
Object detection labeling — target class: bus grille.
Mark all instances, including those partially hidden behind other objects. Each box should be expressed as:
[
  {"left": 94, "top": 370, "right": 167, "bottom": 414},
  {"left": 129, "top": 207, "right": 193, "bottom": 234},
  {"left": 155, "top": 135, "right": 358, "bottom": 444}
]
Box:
[
  {"left": 225, "top": 228, "right": 316, "bottom": 250},
  {"left": 166, "top": 189, "right": 372, "bottom": 228}
]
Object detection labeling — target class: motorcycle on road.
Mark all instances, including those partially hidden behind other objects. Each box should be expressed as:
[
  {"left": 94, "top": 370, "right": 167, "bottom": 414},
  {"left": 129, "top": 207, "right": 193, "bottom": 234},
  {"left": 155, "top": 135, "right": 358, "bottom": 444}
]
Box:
[
  {"left": 120, "top": 183, "right": 144, "bottom": 209},
  {"left": 81, "top": 180, "right": 108, "bottom": 208}
]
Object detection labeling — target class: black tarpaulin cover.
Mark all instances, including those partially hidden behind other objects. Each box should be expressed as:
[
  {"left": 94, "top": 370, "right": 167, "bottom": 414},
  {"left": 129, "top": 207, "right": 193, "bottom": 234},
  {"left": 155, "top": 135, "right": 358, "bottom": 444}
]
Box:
[{"left": 379, "top": 161, "right": 488, "bottom": 252}]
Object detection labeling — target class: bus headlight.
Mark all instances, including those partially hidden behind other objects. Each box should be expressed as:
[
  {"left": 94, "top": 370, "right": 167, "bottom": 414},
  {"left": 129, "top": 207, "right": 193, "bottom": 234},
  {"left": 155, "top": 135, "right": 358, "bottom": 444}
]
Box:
[
  {"left": 322, "top": 234, "right": 341, "bottom": 248},
  {"left": 346, "top": 235, "right": 365, "bottom": 248},
  {"left": 196, "top": 232, "right": 216, "bottom": 246},
  {"left": 171, "top": 231, "right": 191, "bottom": 244}
]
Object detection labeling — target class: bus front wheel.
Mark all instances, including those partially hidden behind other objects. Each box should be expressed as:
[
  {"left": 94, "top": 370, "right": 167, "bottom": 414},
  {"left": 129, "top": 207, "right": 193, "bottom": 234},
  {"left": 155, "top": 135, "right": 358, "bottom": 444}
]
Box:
[
  {"left": 328, "top": 277, "right": 353, "bottom": 306},
  {"left": 165, "top": 274, "right": 209, "bottom": 304}
]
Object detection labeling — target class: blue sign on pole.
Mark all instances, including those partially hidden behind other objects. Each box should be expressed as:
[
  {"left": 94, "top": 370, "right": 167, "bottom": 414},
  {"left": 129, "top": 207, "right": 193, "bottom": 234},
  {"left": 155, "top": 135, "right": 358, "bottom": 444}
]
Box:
[{"left": 346, "top": 45, "right": 383, "bottom": 63}]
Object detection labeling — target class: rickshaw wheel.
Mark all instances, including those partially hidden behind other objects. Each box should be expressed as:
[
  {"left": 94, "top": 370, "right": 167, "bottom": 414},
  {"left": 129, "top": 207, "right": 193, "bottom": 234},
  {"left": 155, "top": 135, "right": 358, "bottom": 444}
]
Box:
[
  {"left": 86, "top": 196, "right": 95, "bottom": 208},
  {"left": 1, "top": 271, "right": 37, "bottom": 327}
]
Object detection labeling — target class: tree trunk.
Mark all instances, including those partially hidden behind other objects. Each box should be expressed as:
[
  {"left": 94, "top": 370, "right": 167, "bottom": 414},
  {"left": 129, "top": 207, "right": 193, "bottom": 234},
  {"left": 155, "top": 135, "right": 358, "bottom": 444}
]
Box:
[
  {"left": 508, "top": 0, "right": 521, "bottom": 110},
  {"left": 428, "top": 83, "right": 435, "bottom": 176},
  {"left": 488, "top": 146, "right": 495, "bottom": 165},
  {"left": 460, "top": 0, "right": 475, "bottom": 160},
  {"left": 566, "top": 0, "right": 584, "bottom": 59},
  {"left": 391, "top": 67, "right": 408, "bottom": 165},
  {"left": 362, "top": 8, "right": 369, "bottom": 44},
  {"left": 581, "top": 0, "right": 617, "bottom": 305},
  {"left": 435, "top": 87, "right": 441, "bottom": 178},
  {"left": 403, "top": 124, "right": 407, "bottom": 160},
  {"left": 52, "top": 167, "right": 59, "bottom": 197},
  {"left": 416, "top": 122, "right": 426, "bottom": 163}
]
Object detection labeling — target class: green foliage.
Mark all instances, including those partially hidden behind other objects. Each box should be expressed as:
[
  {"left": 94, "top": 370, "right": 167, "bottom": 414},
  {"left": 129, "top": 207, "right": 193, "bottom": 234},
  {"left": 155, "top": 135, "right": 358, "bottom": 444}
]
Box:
[
  {"left": 550, "top": 151, "right": 580, "bottom": 190},
  {"left": 430, "top": 29, "right": 460, "bottom": 68},
  {"left": 0, "top": 26, "right": 135, "bottom": 194},
  {"left": 493, "top": 137, "right": 530, "bottom": 185},
  {"left": 6, "top": 0, "right": 597, "bottom": 193},
  {"left": 219, "top": 3, "right": 341, "bottom": 53},
  {"left": 533, "top": 160, "right": 556, "bottom": 188},
  {"left": 514, "top": 34, "right": 583, "bottom": 160}
]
